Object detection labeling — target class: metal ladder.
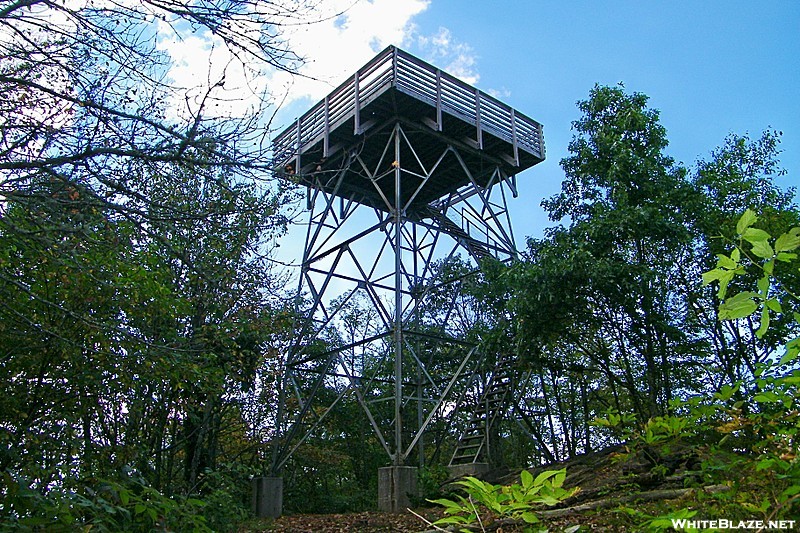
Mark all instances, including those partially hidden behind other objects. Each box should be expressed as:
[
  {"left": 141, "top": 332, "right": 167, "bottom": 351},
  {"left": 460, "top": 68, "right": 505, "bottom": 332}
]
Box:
[
  {"left": 422, "top": 207, "right": 492, "bottom": 261},
  {"left": 449, "top": 354, "right": 515, "bottom": 466}
]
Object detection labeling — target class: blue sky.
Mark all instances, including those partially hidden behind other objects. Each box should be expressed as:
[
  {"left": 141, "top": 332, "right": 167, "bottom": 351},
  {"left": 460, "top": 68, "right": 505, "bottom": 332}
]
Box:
[
  {"left": 415, "top": 1, "right": 800, "bottom": 237},
  {"left": 264, "top": 0, "right": 799, "bottom": 241}
]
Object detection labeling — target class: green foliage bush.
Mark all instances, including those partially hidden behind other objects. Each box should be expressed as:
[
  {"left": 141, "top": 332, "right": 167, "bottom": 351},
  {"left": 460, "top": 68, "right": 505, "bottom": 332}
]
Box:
[
  {"left": 698, "top": 210, "right": 800, "bottom": 516},
  {"left": 607, "top": 211, "right": 800, "bottom": 528},
  {"left": 195, "top": 463, "right": 255, "bottom": 532},
  {"left": 1, "top": 471, "right": 211, "bottom": 532},
  {"left": 426, "top": 468, "right": 578, "bottom": 532}
]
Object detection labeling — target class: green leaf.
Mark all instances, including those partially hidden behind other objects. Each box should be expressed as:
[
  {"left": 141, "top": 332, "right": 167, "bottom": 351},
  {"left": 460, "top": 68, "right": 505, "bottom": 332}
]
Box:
[
  {"left": 775, "top": 230, "right": 800, "bottom": 253},
  {"left": 757, "top": 274, "right": 770, "bottom": 296},
  {"left": 779, "top": 338, "right": 800, "bottom": 365},
  {"left": 718, "top": 292, "right": 759, "bottom": 320},
  {"left": 537, "top": 494, "right": 562, "bottom": 506},
  {"left": 715, "top": 253, "right": 738, "bottom": 269},
  {"left": 714, "top": 383, "right": 739, "bottom": 401},
  {"left": 553, "top": 468, "right": 567, "bottom": 487},
  {"left": 520, "top": 469, "right": 533, "bottom": 490},
  {"left": 428, "top": 498, "right": 468, "bottom": 516},
  {"left": 750, "top": 238, "right": 774, "bottom": 259},
  {"left": 776, "top": 252, "right": 798, "bottom": 262},
  {"left": 455, "top": 476, "right": 489, "bottom": 494},
  {"left": 533, "top": 469, "right": 559, "bottom": 486},
  {"left": 521, "top": 511, "right": 540, "bottom": 524},
  {"left": 701, "top": 268, "right": 726, "bottom": 286},
  {"left": 428, "top": 498, "right": 465, "bottom": 511},
  {"left": 781, "top": 484, "right": 800, "bottom": 499},
  {"left": 742, "top": 227, "right": 770, "bottom": 243},
  {"left": 765, "top": 298, "right": 782, "bottom": 313},
  {"left": 755, "top": 307, "right": 770, "bottom": 339},
  {"left": 432, "top": 516, "right": 470, "bottom": 525},
  {"left": 737, "top": 209, "right": 758, "bottom": 234},
  {"left": 754, "top": 392, "right": 780, "bottom": 403},
  {"left": 703, "top": 267, "right": 737, "bottom": 299}
]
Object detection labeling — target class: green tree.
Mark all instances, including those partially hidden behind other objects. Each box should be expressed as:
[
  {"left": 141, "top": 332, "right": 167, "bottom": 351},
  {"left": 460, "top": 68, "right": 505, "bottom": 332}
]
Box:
[
  {"left": 0, "top": 140, "right": 295, "bottom": 528},
  {"left": 689, "top": 131, "right": 799, "bottom": 387},
  {"left": 540, "top": 84, "right": 697, "bottom": 421},
  {"left": 471, "top": 85, "right": 797, "bottom": 466},
  {"left": 0, "top": 0, "right": 314, "bottom": 526}
]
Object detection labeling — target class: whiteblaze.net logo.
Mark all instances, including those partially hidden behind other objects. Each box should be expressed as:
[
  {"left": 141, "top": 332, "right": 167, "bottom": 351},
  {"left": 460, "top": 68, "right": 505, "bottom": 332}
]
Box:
[{"left": 671, "top": 519, "right": 796, "bottom": 530}]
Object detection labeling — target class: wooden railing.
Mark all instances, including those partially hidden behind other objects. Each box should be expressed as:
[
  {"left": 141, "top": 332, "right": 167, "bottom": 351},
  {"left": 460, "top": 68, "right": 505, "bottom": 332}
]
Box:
[{"left": 272, "top": 46, "right": 544, "bottom": 168}]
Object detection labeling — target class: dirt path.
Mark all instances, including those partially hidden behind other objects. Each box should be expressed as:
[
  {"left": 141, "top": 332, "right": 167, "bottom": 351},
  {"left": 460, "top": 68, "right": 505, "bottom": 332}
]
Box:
[{"left": 251, "top": 509, "right": 441, "bottom": 532}]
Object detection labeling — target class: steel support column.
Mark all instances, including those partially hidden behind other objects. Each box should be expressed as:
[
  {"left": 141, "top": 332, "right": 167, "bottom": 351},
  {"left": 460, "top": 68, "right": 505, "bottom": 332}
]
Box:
[{"left": 392, "top": 125, "right": 404, "bottom": 465}]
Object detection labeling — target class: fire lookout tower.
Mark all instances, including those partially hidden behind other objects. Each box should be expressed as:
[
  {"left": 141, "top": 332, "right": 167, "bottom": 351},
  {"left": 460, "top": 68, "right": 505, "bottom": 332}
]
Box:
[{"left": 265, "top": 46, "right": 544, "bottom": 515}]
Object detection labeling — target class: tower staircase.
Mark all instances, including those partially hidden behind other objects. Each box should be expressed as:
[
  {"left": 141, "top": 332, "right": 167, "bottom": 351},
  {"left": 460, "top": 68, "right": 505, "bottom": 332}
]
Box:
[
  {"left": 449, "top": 354, "right": 516, "bottom": 466},
  {"left": 422, "top": 206, "right": 492, "bottom": 261}
]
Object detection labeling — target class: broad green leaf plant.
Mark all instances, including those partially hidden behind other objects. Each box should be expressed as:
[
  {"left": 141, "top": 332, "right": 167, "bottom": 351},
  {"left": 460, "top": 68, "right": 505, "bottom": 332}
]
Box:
[
  {"left": 702, "top": 208, "right": 800, "bottom": 343},
  {"left": 589, "top": 209, "right": 799, "bottom": 529},
  {"left": 426, "top": 468, "right": 578, "bottom": 532},
  {"left": 701, "top": 209, "right": 800, "bottom": 517}
]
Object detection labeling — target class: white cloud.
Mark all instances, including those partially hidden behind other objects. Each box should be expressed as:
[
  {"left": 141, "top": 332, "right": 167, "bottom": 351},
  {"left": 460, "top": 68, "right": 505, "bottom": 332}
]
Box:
[
  {"left": 156, "top": 30, "right": 263, "bottom": 121},
  {"left": 266, "top": 0, "right": 430, "bottom": 104},
  {"left": 152, "top": 0, "right": 489, "bottom": 125},
  {"left": 153, "top": 0, "right": 431, "bottom": 121},
  {"left": 487, "top": 87, "right": 512, "bottom": 100},
  {"left": 414, "top": 27, "right": 480, "bottom": 85}
]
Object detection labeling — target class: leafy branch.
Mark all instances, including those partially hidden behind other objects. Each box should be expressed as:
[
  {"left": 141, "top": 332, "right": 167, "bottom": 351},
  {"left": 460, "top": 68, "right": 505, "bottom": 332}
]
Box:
[
  {"left": 702, "top": 208, "right": 800, "bottom": 343},
  {"left": 423, "top": 469, "right": 579, "bottom": 532}
]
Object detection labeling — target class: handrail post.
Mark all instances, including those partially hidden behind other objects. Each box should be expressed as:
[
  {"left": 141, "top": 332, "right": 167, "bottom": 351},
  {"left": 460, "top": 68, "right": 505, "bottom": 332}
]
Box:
[
  {"left": 323, "top": 96, "right": 330, "bottom": 157},
  {"left": 295, "top": 117, "right": 301, "bottom": 173},
  {"left": 435, "top": 70, "right": 443, "bottom": 131},
  {"left": 392, "top": 47, "right": 398, "bottom": 85},
  {"left": 510, "top": 108, "right": 519, "bottom": 167},
  {"left": 537, "top": 123, "right": 545, "bottom": 159},
  {"left": 354, "top": 71, "right": 360, "bottom": 135},
  {"left": 474, "top": 89, "right": 483, "bottom": 150}
]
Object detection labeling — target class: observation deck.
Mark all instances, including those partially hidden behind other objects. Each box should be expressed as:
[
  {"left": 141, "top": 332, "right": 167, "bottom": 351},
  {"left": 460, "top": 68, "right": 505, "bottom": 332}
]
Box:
[{"left": 272, "top": 46, "right": 545, "bottom": 212}]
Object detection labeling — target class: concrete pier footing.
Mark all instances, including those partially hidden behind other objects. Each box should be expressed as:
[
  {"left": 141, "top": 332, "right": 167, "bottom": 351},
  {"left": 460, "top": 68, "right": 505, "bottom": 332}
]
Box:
[
  {"left": 447, "top": 462, "right": 491, "bottom": 480},
  {"left": 251, "top": 476, "right": 283, "bottom": 518},
  {"left": 377, "top": 466, "right": 418, "bottom": 512}
]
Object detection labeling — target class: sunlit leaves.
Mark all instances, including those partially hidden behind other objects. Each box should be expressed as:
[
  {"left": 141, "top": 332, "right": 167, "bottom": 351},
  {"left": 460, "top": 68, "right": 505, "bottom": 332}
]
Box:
[
  {"left": 744, "top": 229, "right": 774, "bottom": 259},
  {"left": 775, "top": 228, "right": 800, "bottom": 254},
  {"left": 755, "top": 307, "right": 770, "bottom": 338},
  {"left": 779, "top": 338, "right": 800, "bottom": 366},
  {"left": 428, "top": 469, "right": 577, "bottom": 529},
  {"left": 736, "top": 208, "right": 758, "bottom": 234},
  {"left": 703, "top": 209, "right": 800, "bottom": 341},
  {"left": 702, "top": 254, "right": 743, "bottom": 299},
  {"left": 718, "top": 291, "right": 759, "bottom": 321}
]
